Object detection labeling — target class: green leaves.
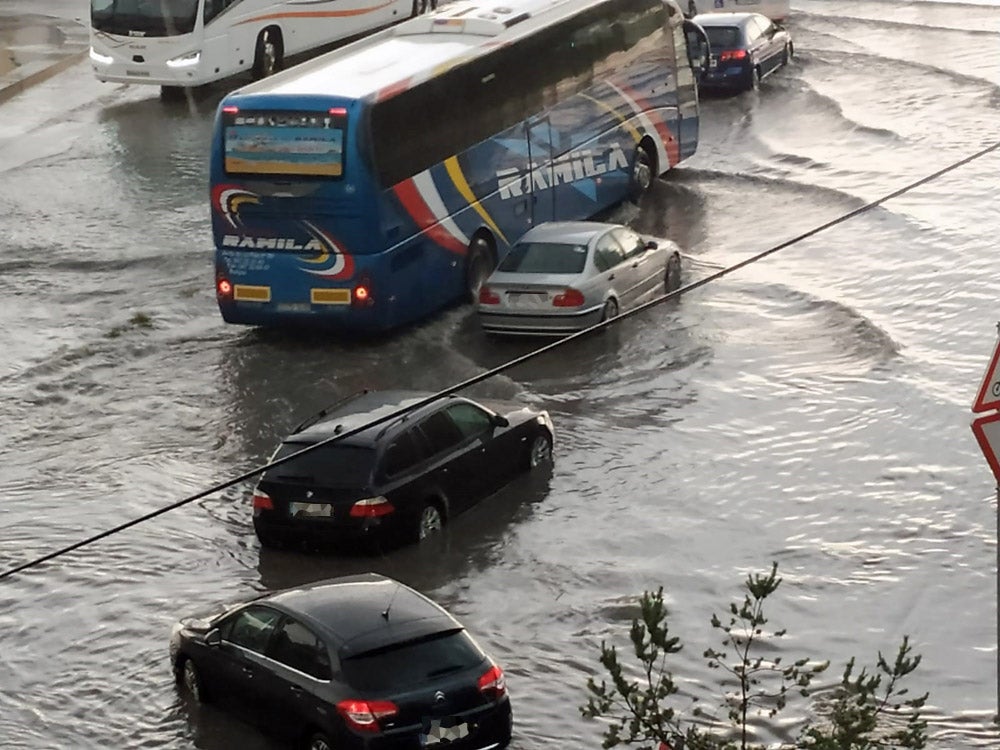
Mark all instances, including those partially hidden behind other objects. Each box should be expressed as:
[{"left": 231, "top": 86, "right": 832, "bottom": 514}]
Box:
[{"left": 581, "top": 563, "right": 928, "bottom": 750}]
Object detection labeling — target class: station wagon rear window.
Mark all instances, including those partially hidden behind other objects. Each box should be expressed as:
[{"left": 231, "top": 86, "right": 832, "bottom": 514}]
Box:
[
  {"left": 269, "top": 443, "right": 375, "bottom": 487},
  {"left": 223, "top": 110, "right": 346, "bottom": 178},
  {"left": 498, "top": 242, "right": 588, "bottom": 274}
]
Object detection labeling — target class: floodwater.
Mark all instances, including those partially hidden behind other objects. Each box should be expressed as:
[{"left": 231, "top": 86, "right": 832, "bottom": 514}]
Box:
[{"left": 1, "top": 0, "right": 999, "bottom": 747}]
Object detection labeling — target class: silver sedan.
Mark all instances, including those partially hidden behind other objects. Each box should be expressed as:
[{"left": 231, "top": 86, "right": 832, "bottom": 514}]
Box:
[{"left": 477, "top": 221, "right": 682, "bottom": 336}]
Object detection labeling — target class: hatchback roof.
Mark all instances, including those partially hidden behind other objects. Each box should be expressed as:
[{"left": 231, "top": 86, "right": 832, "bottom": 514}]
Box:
[
  {"left": 519, "top": 221, "right": 620, "bottom": 246},
  {"left": 693, "top": 12, "right": 759, "bottom": 26},
  {"left": 266, "top": 573, "right": 462, "bottom": 657}
]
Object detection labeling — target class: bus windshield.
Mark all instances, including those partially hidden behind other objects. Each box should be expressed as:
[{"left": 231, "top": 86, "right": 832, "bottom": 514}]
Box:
[
  {"left": 224, "top": 110, "right": 347, "bottom": 179},
  {"left": 90, "top": 0, "right": 200, "bottom": 37}
]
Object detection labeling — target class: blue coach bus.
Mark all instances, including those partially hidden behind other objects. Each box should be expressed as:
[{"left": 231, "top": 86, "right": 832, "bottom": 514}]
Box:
[{"left": 210, "top": 0, "right": 702, "bottom": 333}]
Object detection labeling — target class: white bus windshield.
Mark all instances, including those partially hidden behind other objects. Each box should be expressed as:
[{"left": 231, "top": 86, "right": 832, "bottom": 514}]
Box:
[
  {"left": 91, "top": 0, "right": 200, "bottom": 37},
  {"left": 224, "top": 110, "right": 347, "bottom": 179}
]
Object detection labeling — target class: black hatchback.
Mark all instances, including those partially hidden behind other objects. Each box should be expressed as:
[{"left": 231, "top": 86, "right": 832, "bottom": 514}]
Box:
[
  {"left": 169, "top": 573, "right": 513, "bottom": 749},
  {"left": 252, "top": 390, "right": 554, "bottom": 550}
]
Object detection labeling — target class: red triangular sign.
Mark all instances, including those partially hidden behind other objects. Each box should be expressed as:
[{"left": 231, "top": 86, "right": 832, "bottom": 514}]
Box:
[
  {"left": 971, "top": 412, "right": 1000, "bottom": 483},
  {"left": 972, "top": 335, "right": 1000, "bottom": 413}
]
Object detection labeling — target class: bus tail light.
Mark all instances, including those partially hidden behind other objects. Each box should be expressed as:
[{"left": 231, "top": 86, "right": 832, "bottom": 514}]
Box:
[
  {"left": 349, "top": 497, "right": 395, "bottom": 518},
  {"left": 217, "top": 277, "right": 234, "bottom": 299},
  {"left": 221, "top": 105, "right": 239, "bottom": 114},
  {"left": 329, "top": 107, "right": 347, "bottom": 116},
  {"left": 352, "top": 278, "right": 374, "bottom": 307},
  {"left": 478, "top": 285, "right": 500, "bottom": 305},
  {"left": 336, "top": 699, "right": 398, "bottom": 733},
  {"left": 719, "top": 49, "right": 748, "bottom": 62},
  {"left": 552, "top": 288, "right": 585, "bottom": 307}
]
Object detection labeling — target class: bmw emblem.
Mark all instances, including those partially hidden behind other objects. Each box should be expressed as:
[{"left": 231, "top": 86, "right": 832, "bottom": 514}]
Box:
[
  {"left": 434, "top": 690, "right": 446, "bottom": 705},
  {"left": 305, "top": 490, "right": 314, "bottom": 499}
]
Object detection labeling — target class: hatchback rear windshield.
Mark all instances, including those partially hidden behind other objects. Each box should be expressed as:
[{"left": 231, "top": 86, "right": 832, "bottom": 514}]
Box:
[
  {"left": 704, "top": 26, "right": 741, "bottom": 49},
  {"left": 342, "top": 630, "right": 484, "bottom": 692},
  {"left": 268, "top": 443, "right": 375, "bottom": 487},
  {"left": 498, "top": 242, "right": 588, "bottom": 274}
]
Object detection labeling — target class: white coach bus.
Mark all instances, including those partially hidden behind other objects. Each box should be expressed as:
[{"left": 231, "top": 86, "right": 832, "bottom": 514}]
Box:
[{"left": 89, "top": 0, "right": 417, "bottom": 97}]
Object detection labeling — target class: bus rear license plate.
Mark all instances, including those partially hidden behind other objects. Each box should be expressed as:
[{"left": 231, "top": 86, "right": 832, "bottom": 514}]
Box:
[
  {"left": 126, "top": 70, "right": 150, "bottom": 77},
  {"left": 276, "top": 303, "right": 310, "bottom": 313}
]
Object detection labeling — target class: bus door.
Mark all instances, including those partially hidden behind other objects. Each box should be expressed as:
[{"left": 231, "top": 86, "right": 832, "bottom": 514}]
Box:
[{"left": 526, "top": 117, "right": 556, "bottom": 226}]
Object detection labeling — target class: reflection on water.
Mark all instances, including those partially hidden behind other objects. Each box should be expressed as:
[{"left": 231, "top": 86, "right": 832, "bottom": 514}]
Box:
[{"left": 1, "top": 0, "right": 999, "bottom": 747}]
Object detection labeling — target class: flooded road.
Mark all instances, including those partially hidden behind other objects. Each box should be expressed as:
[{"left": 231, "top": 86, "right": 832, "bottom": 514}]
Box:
[{"left": 1, "top": 0, "right": 999, "bottom": 747}]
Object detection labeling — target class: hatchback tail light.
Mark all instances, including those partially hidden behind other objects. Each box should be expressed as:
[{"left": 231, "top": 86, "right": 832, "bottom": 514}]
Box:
[
  {"left": 337, "top": 699, "right": 398, "bottom": 733},
  {"left": 552, "top": 288, "right": 585, "bottom": 307},
  {"left": 478, "top": 284, "right": 500, "bottom": 304},
  {"left": 252, "top": 491, "right": 273, "bottom": 514},
  {"left": 719, "top": 49, "right": 748, "bottom": 62},
  {"left": 477, "top": 664, "right": 506, "bottom": 699},
  {"left": 349, "top": 496, "right": 395, "bottom": 518}
]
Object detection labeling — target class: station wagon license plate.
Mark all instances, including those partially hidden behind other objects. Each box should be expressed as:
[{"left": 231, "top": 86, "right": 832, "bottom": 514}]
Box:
[{"left": 289, "top": 502, "right": 333, "bottom": 518}]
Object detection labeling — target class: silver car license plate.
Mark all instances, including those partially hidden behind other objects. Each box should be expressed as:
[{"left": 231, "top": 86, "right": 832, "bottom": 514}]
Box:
[{"left": 507, "top": 292, "right": 549, "bottom": 309}]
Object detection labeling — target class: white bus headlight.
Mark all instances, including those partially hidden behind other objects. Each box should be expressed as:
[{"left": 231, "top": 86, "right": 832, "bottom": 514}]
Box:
[
  {"left": 89, "top": 48, "right": 114, "bottom": 65},
  {"left": 166, "top": 51, "right": 201, "bottom": 69}
]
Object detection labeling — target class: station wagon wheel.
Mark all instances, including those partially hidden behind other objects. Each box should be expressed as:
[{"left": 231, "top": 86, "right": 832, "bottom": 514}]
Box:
[
  {"left": 526, "top": 432, "right": 553, "bottom": 470},
  {"left": 252, "top": 28, "right": 283, "bottom": 80},
  {"left": 417, "top": 503, "right": 444, "bottom": 541},
  {"left": 306, "top": 732, "right": 334, "bottom": 750},
  {"left": 665, "top": 252, "right": 682, "bottom": 293},
  {"left": 600, "top": 298, "right": 619, "bottom": 323},
  {"left": 181, "top": 658, "right": 205, "bottom": 703}
]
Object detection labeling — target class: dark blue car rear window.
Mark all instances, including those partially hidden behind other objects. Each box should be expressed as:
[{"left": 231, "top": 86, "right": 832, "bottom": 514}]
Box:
[{"left": 705, "top": 26, "right": 741, "bottom": 49}]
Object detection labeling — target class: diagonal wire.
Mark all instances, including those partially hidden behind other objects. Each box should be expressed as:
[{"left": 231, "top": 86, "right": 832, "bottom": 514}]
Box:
[{"left": 1, "top": 138, "right": 997, "bottom": 583}]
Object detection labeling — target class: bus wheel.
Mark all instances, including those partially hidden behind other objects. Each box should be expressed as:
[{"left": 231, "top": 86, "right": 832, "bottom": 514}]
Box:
[
  {"left": 252, "top": 28, "right": 283, "bottom": 80},
  {"left": 465, "top": 237, "right": 495, "bottom": 303},
  {"left": 630, "top": 143, "right": 654, "bottom": 202},
  {"left": 159, "top": 85, "right": 184, "bottom": 101}
]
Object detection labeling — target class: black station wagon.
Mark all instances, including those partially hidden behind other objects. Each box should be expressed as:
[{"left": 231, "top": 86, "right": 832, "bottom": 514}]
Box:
[
  {"left": 252, "top": 390, "right": 554, "bottom": 549},
  {"left": 169, "top": 573, "right": 513, "bottom": 750}
]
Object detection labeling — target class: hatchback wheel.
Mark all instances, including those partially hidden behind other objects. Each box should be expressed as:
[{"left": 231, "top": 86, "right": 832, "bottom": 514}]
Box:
[
  {"left": 526, "top": 432, "right": 553, "bottom": 470},
  {"left": 417, "top": 503, "right": 443, "bottom": 541},
  {"left": 181, "top": 658, "right": 205, "bottom": 703},
  {"left": 749, "top": 66, "right": 761, "bottom": 91},
  {"left": 306, "top": 732, "right": 334, "bottom": 750}
]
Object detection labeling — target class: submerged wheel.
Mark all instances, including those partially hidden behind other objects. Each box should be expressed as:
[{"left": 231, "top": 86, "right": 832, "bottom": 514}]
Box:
[
  {"left": 784, "top": 42, "right": 793, "bottom": 65},
  {"left": 159, "top": 85, "right": 184, "bottom": 101},
  {"left": 252, "top": 28, "right": 283, "bottom": 80},
  {"left": 629, "top": 143, "right": 655, "bottom": 201},
  {"left": 526, "top": 432, "right": 553, "bottom": 470},
  {"left": 465, "top": 237, "right": 495, "bottom": 303},
  {"left": 416, "top": 503, "right": 444, "bottom": 542},
  {"left": 665, "top": 252, "right": 682, "bottom": 293},
  {"left": 748, "top": 66, "right": 761, "bottom": 92},
  {"left": 600, "top": 298, "right": 619, "bottom": 323},
  {"left": 180, "top": 658, "right": 205, "bottom": 703},
  {"left": 306, "top": 732, "right": 334, "bottom": 750}
]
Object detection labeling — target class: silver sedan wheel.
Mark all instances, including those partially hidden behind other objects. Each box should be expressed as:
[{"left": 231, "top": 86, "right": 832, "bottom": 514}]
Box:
[
  {"left": 418, "top": 504, "right": 443, "bottom": 540},
  {"left": 529, "top": 434, "right": 552, "bottom": 468}
]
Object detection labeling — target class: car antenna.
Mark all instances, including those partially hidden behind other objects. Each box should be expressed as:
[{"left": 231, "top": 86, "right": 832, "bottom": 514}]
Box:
[{"left": 381, "top": 582, "right": 401, "bottom": 621}]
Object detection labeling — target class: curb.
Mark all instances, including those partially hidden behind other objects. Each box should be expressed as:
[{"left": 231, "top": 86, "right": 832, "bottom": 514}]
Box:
[{"left": 0, "top": 49, "right": 88, "bottom": 105}]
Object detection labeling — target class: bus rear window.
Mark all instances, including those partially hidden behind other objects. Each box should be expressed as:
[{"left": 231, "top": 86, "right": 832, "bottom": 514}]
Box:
[{"left": 224, "top": 110, "right": 346, "bottom": 178}]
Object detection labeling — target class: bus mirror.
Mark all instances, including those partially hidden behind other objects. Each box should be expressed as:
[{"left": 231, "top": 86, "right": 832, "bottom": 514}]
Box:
[{"left": 683, "top": 20, "right": 710, "bottom": 75}]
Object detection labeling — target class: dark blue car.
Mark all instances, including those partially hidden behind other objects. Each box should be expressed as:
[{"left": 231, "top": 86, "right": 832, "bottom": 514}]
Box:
[{"left": 694, "top": 12, "right": 793, "bottom": 92}]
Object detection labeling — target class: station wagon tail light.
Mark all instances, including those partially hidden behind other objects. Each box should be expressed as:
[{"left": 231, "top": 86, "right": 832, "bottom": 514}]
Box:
[
  {"left": 349, "top": 496, "right": 395, "bottom": 517},
  {"left": 478, "top": 285, "right": 500, "bottom": 304},
  {"left": 719, "top": 49, "right": 748, "bottom": 62},
  {"left": 336, "top": 698, "right": 398, "bottom": 732},
  {"left": 252, "top": 491, "right": 273, "bottom": 513},
  {"left": 477, "top": 664, "right": 506, "bottom": 699},
  {"left": 552, "top": 288, "right": 585, "bottom": 307}
]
